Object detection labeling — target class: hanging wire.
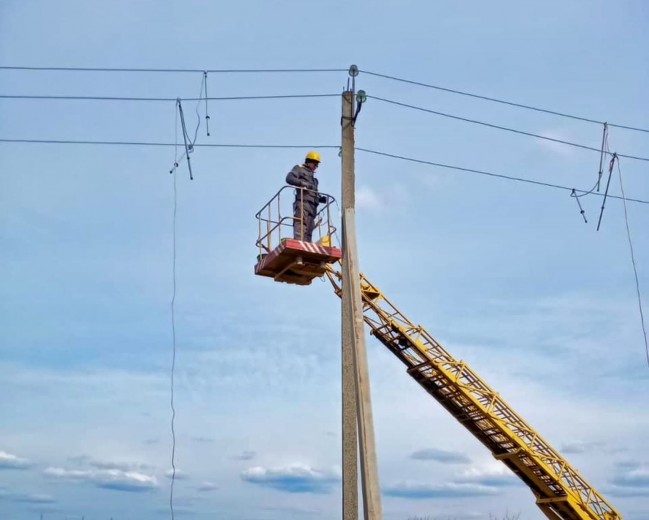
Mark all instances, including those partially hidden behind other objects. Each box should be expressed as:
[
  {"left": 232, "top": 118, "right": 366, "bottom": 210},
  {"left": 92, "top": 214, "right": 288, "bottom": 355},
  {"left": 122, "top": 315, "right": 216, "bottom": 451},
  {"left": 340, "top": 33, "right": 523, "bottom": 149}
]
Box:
[
  {"left": 203, "top": 72, "right": 211, "bottom": 137},
  {"left": 571, "top": 189, "right": 588, "bottom": 223},
  {"left": 176, "top": 99, "right": 194, "bottom": 180},
  {"left": 615, "top": 159, "right": 649, "bottom": 368},
  {"left": 596, "top": 123, "right": 608, "bottom": 191},
  {"left": 169, "top": 146, "right": 178, "bottom": 520},
  {"left": 596, "top": 153, "right": 617, "bottom": 231},
  {"left": 191, "top": 76, "right": 206, "bottom": 145},
  {"left": 169, "top": 104, "right": 180, "bottom": 174}
]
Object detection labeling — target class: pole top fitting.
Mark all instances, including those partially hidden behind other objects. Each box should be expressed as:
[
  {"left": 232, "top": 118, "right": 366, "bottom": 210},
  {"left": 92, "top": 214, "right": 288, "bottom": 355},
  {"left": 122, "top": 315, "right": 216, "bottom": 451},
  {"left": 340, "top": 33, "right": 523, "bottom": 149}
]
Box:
[{"left": 348, "top": 64, "right": 359, "bottom": 77}]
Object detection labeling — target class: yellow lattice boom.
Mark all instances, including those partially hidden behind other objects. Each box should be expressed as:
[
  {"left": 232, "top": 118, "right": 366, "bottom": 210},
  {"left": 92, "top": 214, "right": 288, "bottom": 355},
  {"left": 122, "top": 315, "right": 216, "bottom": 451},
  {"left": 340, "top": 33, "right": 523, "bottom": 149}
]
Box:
[{"left": 325, "top": 267, "right": 621, "bottom": 520}]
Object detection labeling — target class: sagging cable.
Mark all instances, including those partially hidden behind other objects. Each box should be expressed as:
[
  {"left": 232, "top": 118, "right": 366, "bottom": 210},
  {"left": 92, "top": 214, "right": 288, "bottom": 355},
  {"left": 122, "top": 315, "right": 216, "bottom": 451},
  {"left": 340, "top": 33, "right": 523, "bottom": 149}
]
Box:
[
  {"left": 571, "top": 189, "right": 588, "bottom": 223},
  {"left": 597, "top": 123, "right": 608, "bottom": 192},
  {"left": 177, "top": 98, "right": 194, "bottom": 180},
  {"left": 353, "top": 90, "right": 367, "bottom": 126},
  {"left": 596, "top": 153, "right": 617, "bottom": 231},
  {"left": 204, "top": 71, "right": 211, "bottom": 137}
]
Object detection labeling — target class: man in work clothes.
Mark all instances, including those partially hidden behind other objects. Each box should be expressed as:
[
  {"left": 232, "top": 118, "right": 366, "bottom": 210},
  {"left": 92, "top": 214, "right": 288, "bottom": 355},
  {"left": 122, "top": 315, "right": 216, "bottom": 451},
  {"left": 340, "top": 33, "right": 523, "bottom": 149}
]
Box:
[{"left": 286, "top": 150, "right": 326, "bottom": 242}]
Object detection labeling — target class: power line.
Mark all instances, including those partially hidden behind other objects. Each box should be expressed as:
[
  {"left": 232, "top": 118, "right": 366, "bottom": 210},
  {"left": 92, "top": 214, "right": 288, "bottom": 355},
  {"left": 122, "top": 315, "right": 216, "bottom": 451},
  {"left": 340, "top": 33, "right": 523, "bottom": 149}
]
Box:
[
  {"left": 4, "top": 65, "right": 646, "bottom": 133},
  {"left": 368, "top": 96, "right": 649, "bottom": 163},
  {"left": 356, "top": 147, "right": 649, "bottom": 205},
  {"left": 361, "top": 70, "right": 649, "bottom": 134},
  {"left": 0, "top": 93, "right": 339, "bottom": 102},
  {"left": 5, "top": 92, "right": 647, "bottom": 162},
  {"left": 169, "top": 167, "right": 178, "bottom": 520},
  {"left": 0, "top": 138, "right": 340, "bottom": 149},
  {"left": 615, "top": 160, "right": 649, "bottom": 367},
  {"left": 2, "top": 136, "right": 647, "bottom": 205},
  {"left": 0, "top": 66, "right": 347, "bottom": 74}
]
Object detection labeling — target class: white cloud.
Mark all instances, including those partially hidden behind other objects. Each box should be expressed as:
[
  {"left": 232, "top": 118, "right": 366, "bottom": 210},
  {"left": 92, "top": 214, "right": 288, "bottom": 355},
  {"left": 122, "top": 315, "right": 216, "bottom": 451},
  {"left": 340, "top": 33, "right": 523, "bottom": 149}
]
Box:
[
  {"left": 357, "top": 185, "right": 383, "bottom": 211},
  {"left": 455, "top": 464, "right": 519, "bottom": 488},
  {"left": 197, "top": 481, "right": 218, "bottom": 492},
  {"left": 607, "top": 462, "right": 649, "bottom": 496},
  {"left": 383, "top": 480, "right": 499, "bottom": 499},
  {"left": 0, "top": 450, "right": 32, "bottom": 469},
  {"left": 0, "top": 487, "right": 56, "bottom": 504},
  {"left": 67, "top": 455, "right": 151, "bottom": 472},
  {"left": 356, "top": 183, "right": 410, "bottom": 213},
  {"left": 44, "top": 466, "right": 158, "bottom": 492},
  {"left": 410, "top": 447, "right": 470, "bottom": 464},
  {"left": 534, "top": 128, "right": 578, "bottom": 157}
]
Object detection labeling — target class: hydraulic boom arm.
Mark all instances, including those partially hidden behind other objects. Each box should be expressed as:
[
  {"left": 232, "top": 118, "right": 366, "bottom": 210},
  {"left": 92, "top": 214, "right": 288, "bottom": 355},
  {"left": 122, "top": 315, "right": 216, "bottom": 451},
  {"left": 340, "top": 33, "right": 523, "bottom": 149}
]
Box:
[{"left": 325, "top": 267, "right": 620, "bottom": 520}]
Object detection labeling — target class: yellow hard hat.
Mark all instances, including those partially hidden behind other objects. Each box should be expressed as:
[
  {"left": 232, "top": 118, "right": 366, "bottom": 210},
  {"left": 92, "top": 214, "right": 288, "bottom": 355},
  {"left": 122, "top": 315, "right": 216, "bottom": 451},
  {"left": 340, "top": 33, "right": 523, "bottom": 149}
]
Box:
[{"left": 305, "top": 150, "right": 321, "bottom": 163}]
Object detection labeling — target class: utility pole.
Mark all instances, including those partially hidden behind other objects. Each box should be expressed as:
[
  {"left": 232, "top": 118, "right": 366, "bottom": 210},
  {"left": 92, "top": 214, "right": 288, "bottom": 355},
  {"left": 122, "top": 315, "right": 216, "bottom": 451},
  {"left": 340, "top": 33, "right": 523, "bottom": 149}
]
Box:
[{"left": 341, "top": 86, "right": 382, "bottom": 520}]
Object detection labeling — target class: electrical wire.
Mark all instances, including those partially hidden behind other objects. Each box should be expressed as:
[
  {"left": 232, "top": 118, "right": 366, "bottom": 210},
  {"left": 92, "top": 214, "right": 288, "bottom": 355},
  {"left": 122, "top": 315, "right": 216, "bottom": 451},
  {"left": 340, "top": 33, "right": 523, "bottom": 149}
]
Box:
[
  {"left": 0, "top": 66, "right": 347, "bottom": 73},
  {"left": 169, "top": 164, "right": 178, "bottom": 520},
  {"left": 360, "top": 70, "right": 649, "bottom": 134},
  {"left": 615, "top": 161, "right": 649, "bottom": 367},
  {"left": 0, "top": 93, "right": 340, "bottom": 102},
  {"left": 3, "top": 65, "right": 646, "bottom": 133},
  {"left": 4, "top": 91, "right": 647, "bottom": 162},
  {"left": 368, "top": 96, "right": 649, "bottom": 163},
  {"left": 0, "top": 138, "right": 340, "bottom": 149},
  {"left": 1, "top": 137, "right": 647, "bottom": 204},
  {"left": 356, "top": 147, "right": 649, "bottom": 205}
]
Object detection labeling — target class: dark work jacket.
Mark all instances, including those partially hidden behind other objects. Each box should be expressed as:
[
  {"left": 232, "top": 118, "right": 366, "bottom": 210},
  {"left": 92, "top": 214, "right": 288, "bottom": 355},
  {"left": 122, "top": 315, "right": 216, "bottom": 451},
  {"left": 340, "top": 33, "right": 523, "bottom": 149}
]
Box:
[{"left": 286, "top": 164, "right": 320, "bottom": 211}]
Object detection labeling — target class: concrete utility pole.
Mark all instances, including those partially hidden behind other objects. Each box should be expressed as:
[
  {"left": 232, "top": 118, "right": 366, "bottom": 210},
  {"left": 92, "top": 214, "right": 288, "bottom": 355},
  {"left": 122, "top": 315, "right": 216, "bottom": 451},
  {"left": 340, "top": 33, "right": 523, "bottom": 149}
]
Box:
[{"left": 340, "top": 89, "right": 383, "bottom": 520}]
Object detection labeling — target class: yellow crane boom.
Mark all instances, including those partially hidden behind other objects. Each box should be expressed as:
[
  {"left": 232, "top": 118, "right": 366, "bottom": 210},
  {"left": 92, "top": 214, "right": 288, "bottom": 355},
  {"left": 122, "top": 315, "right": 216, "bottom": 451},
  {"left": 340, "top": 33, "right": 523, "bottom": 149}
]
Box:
[{"left": 325, "top": 267, "right": 621, "bottom": 520}]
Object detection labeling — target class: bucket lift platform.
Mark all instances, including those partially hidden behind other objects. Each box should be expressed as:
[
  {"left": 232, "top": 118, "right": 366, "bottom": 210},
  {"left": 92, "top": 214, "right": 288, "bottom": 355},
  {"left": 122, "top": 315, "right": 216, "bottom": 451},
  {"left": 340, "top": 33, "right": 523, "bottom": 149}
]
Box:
[
  {"left": 254, "top": 186, "right": 341, "bottom": 286},
  {"left": 255, "top": 238, "right": 342, "bottom": 285}
]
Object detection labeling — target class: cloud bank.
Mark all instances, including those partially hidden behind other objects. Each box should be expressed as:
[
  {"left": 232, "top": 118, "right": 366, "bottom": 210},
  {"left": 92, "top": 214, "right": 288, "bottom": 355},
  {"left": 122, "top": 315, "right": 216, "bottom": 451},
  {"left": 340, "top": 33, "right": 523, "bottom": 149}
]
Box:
[
  {"left": 241, "top": 464, "right": 340, "bottom": 494},
  {"left": 44, "top": 466, "right": 159, "bottom": 492},
  {"left": 0, "top": 450, "right": 33, "bottom": 470}
]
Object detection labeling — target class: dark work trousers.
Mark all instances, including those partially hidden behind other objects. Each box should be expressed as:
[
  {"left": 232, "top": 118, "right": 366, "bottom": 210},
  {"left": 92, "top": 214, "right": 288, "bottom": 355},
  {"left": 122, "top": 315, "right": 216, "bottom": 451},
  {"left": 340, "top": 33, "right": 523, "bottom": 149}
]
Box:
[{"left": 293, "top": 200, "right": 317, "bottom": 242}]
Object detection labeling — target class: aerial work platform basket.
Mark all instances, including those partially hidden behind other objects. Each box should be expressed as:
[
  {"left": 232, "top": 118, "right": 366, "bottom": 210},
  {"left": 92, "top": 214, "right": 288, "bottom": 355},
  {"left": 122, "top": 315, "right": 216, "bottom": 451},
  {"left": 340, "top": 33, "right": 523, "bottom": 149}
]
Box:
[{"left": 254, "top": 186, "right": 342, "bottom": 285}]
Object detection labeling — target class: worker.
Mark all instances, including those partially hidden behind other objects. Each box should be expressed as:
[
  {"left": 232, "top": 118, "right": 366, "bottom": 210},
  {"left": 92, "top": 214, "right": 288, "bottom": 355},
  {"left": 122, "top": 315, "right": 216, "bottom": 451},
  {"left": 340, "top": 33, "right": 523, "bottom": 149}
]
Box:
[{"left": 286, "top": 150, "right": 326, "bottom": 242}]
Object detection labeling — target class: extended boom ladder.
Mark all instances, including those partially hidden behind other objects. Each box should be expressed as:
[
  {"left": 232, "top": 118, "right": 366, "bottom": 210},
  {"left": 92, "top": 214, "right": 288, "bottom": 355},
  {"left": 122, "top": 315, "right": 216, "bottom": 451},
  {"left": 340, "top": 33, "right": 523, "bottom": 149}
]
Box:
[{"left": 325, "top": 267, "right": 620, "bottom": 520}]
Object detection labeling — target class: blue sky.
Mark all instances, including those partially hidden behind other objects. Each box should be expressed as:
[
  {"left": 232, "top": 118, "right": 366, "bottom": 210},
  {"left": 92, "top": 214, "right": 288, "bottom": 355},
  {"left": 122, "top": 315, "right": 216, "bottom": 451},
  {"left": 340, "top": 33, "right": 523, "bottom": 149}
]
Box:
[{"left": 1, "top": 1, "right": 648, "bottom": 519}]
